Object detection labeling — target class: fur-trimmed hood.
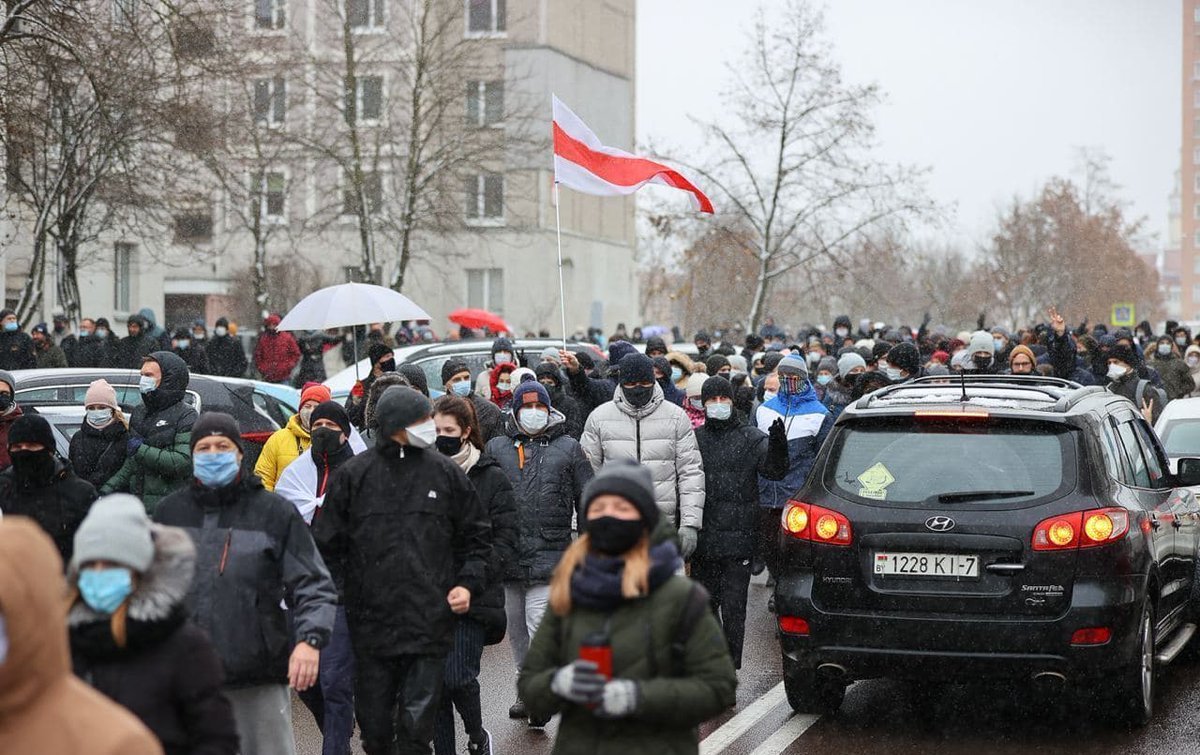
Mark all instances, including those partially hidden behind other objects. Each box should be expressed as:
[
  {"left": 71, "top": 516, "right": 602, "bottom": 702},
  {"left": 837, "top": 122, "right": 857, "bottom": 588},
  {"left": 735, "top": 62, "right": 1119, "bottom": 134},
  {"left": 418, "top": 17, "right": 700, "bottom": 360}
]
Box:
[
  {"left": 363, "top": 372, "right": 412, "bottom": 430},
  {"left": 68, "top": 524, "right": 195, "bottom": 626}
]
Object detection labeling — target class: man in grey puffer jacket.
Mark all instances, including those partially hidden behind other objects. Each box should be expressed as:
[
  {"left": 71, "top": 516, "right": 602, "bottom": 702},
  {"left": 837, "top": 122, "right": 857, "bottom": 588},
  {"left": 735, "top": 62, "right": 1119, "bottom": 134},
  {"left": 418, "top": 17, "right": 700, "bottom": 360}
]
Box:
[{"left": 580, "top": 352, "right": 705, "bottom": 559}]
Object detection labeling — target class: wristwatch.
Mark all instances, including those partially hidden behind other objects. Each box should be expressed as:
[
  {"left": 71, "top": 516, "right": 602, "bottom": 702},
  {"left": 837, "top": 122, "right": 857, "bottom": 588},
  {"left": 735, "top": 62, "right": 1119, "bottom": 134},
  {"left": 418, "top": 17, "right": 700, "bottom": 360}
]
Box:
[{"left": 303, "top": 635, "right": 323, "bottom": 650}]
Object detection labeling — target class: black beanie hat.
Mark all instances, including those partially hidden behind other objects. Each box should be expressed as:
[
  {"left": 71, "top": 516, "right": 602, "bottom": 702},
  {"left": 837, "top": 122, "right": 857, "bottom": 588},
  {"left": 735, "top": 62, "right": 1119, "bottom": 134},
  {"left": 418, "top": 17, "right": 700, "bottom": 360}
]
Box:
[
  {"left": 535, "top": 362, "right": 563, "bottom": 387},
  {"left": 189, "top": 412, "right": 243, "bottom": 452},
  {"left": 375, "top": 385, "right": 431, "bottom": 440},
  {"left": 1109, "top": 343, "right": 1138, "bottom": 368},
  {"left": 651, "top": 356, "right": 672, "bottom": 379},
  {"left": 8, "top": 414, "right": 54, "bottom": 450},
  {"left": 762, "top": 352, "right": 784, "bottom": 373},
  {"left": 701, "top": 375, "right": 734, "bottom": 404},
  {"left": 645, "top": 336, "right": 668, "bottom": 355},
  {"left": 886, "top": 342, "right": 921, "bottom": 376},
  {"left": 618, "top": 353, "right": 655, "bottom": 385},
  {"left": 310, "top": 400, "right": 351, "bottom": 436},
  {"left": 491, "top": 337, "right": 514, "bottom": 356},
  {"left": 871, "top": 342, "right": 892, "bottom": 364},
  {"left": 367, "top": 341, "right": 392, "bottom": 367},
  {"left": 441, "top": 358, "right": 470, "bottom": 386},
  {"left": 705, "top": 354, "right": 731, "bottom": 375},
  {"left": 574, "top": 350, "right": 595, "bottom": 370},
  {"left": 397, "top": 363, "right": 429, "bottom": 396},
  {"left": 582, "top": 462, "right": 659, "bottom": 531}
]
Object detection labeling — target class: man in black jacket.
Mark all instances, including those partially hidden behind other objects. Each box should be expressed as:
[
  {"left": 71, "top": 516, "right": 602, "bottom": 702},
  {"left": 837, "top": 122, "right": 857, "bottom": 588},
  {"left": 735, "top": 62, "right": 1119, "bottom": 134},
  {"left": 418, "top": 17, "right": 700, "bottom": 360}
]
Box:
[
  {"left": 314, "top": 386, "right": 490, "bottom": 755},
  {"left": 155, "top": 411, "right": 336, "bottom": 755},
  {"left": 206, "top": 317, "right": 248, "bottom": 378},
  {"left": 0, "top": 415, "right": 97, "bottom": 562},
  {"left": 112, "top": 315, "right": 159, "bottom": 369},
  {"left": 0, "top": 309, "right": 36, "bottom": 371},
  {"left": 441, "top": 358, "right": 504, "bottom": 443},
  {"left": 692, "top": 377, "right": 788, "bottom": 669}
]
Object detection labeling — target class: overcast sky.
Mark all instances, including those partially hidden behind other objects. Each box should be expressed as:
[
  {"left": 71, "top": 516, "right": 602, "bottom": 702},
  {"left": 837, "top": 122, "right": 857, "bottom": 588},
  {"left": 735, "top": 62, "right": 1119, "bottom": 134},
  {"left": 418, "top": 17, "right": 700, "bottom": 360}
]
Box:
[{"left": 636, "top": 0, "right": 1180, "bottom": 250}]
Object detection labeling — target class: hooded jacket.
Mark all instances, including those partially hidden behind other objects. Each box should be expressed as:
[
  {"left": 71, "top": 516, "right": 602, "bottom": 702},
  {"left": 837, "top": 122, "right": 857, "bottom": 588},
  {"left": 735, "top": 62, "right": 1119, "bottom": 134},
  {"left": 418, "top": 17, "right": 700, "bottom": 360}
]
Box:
[
  {"left": 69, "top": 525, "right": 239, "bottom": 755},
  {"left": 1187, "top": 345, "right": 1200, "bottom": 397},
  {"left": 139, "top": 308, "right": 171, "bottom": 350},
  {"left": 206, "top": 322, "right": 247, "bottom": 378},
  {"left": 74, "top": 331, "right": 116, "bottom": 368},
  {"left": 469, "top": 392, "right": 506, "bottom": 443},
  {"left": 312, "top": 441, "right": 491, "bottom": 657},
  {"left": 254, "top": 413, "right": 311, "bottom": 492},
  {"left": 1149, "top": 347, "right": 1194, "bottom": 401},
  {"left": 70, "top": 415, "right": 130, "bottom": 488},
  {"left": 253, "top": 328, "right": 301, "bottom": 383},
  {"left": 580, "top": 384, "right": 706, "bottom": 529},
  {"left": 756, "top": 382, "right": 834, "bottom": 509},
  {"left": 113, "top": 316, "right": 161, "bottom": 369},
  {"left": 518, "top": 522, "right": 737, "bottom": 755},
  {"left": 486, "top": 410, "right": 594, "bottom": 584},
  {"left": 489, "top": 362, "right": 516, "bottom": 408},
  {"left": 536, "top": 366, "right": 586, "bottom": 440},
  {"left": 102, "top": 352, "right": 198, "bottom": 512},
  {"left": 153, "top": 474, "right": 337, "bottom": 687},
  {"left": 463, "top": 453, "right": 519, "bottom": 641},
  {"left": 0, "top": 518, "right": 163, "bottom": 755},
  {"left": 0, "top": 327, "right": 36, "bottom": 370},
  {"left": 0, "top": 455, "right": 97, "bottom": 563}
]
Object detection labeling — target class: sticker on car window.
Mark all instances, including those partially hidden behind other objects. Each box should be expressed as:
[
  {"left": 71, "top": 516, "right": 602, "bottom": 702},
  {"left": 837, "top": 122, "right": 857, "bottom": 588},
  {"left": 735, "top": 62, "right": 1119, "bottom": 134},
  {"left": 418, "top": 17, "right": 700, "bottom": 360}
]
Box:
[{"left": 857, "top": 463, "right": 895, "bottom": 500}]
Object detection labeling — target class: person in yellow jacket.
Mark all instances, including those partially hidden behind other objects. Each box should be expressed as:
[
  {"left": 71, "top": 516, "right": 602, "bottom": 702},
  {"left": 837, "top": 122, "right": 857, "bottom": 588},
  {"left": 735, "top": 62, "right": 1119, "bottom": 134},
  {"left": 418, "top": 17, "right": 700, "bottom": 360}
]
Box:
[{"left": 255, "top": 384, "right": 330, "bottom": 491}]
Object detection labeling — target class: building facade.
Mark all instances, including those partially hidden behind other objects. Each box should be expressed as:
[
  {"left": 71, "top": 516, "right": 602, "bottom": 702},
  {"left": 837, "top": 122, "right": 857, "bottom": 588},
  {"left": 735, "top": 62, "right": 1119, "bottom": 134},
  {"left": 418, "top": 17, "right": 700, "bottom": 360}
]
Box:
[{"left": 1182, "top": 1, "right": 1199, "bottom": 322}]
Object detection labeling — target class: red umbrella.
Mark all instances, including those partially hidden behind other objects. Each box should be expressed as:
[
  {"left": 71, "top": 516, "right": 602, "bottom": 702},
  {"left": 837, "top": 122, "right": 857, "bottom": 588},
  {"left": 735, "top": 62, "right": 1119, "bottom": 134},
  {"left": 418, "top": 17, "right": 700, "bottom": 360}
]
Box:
[{"left": 449, "top": 308, "right": 511, "bottom": 334}]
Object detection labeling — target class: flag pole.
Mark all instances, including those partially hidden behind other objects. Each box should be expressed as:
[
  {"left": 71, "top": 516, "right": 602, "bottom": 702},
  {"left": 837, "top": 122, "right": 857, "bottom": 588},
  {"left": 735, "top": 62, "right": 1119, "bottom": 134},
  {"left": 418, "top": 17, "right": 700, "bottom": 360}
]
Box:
[{"left": 553, "top": 180, "right": 568, "bottom": 350}]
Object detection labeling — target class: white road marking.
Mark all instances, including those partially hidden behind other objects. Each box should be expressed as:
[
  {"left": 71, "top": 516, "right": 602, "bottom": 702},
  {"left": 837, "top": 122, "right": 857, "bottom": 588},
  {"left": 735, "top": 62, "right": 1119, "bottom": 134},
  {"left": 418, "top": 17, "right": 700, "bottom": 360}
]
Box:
[
  {"left": 746, "top": 713, "right": 821, "bottom": 755},
  {"left": 700, "top": 682, "right": 795, "bottom": 754}
]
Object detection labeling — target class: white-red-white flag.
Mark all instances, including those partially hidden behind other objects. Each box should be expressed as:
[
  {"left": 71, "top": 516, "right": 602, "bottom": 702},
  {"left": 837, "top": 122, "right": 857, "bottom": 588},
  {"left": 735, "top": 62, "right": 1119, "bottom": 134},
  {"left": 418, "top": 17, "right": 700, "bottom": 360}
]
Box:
[{"left": 552, "top": 95, "right": 713, "bottom": 214}]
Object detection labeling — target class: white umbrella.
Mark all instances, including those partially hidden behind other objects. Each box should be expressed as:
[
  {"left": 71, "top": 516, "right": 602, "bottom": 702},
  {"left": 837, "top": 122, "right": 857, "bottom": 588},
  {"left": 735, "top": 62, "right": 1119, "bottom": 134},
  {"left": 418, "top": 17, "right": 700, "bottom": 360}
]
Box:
[{"left": 277, "top": 282, "right": 431, "bottom": 380}]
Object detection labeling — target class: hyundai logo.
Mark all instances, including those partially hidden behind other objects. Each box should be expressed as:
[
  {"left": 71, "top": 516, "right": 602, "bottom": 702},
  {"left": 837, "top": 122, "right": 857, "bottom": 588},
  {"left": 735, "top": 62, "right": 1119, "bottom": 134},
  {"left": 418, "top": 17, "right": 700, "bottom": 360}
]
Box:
[{"left": 926, "top": 516, "right": 956, "bottom": 532}]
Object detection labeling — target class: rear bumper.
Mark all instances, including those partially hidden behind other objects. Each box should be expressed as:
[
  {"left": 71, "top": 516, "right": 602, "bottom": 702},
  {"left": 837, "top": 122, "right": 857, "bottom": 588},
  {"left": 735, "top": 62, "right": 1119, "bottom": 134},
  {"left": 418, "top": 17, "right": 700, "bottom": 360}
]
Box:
[{"left": 776, "top": 570, "right": 1147, "bottom": 682}]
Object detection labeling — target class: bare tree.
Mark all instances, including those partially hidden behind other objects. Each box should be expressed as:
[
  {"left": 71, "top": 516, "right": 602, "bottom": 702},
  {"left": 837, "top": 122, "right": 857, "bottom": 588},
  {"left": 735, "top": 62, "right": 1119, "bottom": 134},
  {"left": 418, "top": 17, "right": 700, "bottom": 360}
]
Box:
[{"left": 678, "top": 0, "right": 935, "bottom": 332}]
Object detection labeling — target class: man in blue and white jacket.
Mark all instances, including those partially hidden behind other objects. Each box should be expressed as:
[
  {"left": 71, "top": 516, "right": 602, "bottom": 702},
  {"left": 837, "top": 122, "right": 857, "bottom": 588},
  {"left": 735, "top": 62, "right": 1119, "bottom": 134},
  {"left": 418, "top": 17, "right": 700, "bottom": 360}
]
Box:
[{"left": 755, "top": 354, "right": 834, "bottom": 587}]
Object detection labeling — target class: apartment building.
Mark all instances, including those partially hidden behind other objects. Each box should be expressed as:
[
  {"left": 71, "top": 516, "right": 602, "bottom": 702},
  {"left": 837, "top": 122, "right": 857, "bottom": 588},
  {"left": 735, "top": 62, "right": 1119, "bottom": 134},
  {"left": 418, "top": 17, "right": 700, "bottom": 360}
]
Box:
[
  {"left": 1183, "top": 1, "right": 1200, "bottom": 320},
  {"left": 5, "top": 0, "right": 639, "bottom": 338}
]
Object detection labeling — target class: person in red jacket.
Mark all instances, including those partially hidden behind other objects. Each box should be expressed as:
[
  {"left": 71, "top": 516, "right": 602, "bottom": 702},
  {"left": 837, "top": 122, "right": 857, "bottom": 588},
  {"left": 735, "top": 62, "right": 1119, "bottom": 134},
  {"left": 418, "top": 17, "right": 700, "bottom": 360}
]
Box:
[{"left": 253, "top": 314, "right": 301, "bottom": 385}]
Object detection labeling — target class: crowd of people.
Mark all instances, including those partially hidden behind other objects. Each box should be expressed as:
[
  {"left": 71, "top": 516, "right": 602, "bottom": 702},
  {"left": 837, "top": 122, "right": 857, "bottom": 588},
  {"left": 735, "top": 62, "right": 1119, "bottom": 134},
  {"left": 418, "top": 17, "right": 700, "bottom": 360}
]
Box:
[{"left": 0, "top": 303, "right": 1197, "bottom": 754}]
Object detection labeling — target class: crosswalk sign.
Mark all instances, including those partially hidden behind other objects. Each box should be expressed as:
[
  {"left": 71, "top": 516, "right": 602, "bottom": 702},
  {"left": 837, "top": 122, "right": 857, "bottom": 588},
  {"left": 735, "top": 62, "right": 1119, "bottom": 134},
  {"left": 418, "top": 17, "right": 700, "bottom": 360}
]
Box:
[{"left": 1111, "top": 303, "right": 1135, "bottom": 328}]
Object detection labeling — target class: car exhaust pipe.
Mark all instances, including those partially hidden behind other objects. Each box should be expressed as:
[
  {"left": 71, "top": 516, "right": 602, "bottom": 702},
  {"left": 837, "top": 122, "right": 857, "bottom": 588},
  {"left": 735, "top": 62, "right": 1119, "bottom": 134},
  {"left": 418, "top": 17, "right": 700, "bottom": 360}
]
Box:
[
  {"left": 817, "top": 663, "right": 849, "bottom": 679},
  {"left": 1032, "top": 671, "right": 1066, "bottom": 693}
]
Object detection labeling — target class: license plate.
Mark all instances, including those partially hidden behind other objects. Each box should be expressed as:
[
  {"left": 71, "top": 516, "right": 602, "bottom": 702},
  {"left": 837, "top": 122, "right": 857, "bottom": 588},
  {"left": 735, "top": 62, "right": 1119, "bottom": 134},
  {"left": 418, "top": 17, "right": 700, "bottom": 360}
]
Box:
[{"left": 874, "top": 552, "right": 979, "bottom": 578}]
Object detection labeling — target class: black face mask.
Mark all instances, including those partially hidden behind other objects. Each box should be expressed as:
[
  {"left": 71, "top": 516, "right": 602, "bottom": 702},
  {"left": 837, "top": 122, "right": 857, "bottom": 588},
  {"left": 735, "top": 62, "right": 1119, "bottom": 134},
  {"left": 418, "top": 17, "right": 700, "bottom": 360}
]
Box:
[
  {"left": 0, "top": 393, "right": 12, "bottom": 412},
  {"left": 310, "top": 427, "right": 345, "bottom": 456},
  {"left": 11, "top": 450, "right": 55, "bottom": 486},
  {"left": 622, "top": 385, "right": 653, "bottom": 408},
  {"left": 377, "top": 359, "right": 395, "bottom": 373},
  {"left": 586, "top": 516, "right": 645, "bottom": 556},
  {"left": 972, "top": 355, "right": 992, "bottom": 370},
  {"left": 435, "top": 435, "right": 463, "bottom": 456}
]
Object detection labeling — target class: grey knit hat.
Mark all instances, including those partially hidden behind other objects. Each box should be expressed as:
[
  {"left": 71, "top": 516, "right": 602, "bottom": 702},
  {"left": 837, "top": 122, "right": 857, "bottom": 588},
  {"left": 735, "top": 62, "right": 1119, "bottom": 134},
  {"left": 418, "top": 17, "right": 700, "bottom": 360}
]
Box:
[
  {"left": 0, "top": 369, "right": 15, "bottom": 394},
  {"left": 70, "top": 494, "right": 155, "bottom": 574},
  {"left": 582, "top": 462, "right": 659, "bottom": 531}
]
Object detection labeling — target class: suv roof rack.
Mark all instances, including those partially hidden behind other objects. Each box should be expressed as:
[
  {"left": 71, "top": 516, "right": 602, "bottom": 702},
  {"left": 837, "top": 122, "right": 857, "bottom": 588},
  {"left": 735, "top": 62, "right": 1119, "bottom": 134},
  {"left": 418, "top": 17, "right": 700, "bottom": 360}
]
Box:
[{"left": 855, "top": 374, "right": 1084, "bottom": 411}]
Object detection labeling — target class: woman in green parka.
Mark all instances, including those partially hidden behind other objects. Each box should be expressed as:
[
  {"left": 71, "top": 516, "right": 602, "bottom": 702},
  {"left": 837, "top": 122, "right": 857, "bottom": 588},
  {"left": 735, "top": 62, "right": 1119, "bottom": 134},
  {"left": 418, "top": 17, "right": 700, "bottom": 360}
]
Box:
[{"left": 518, "top": 461, "right": 737, "bottom": 755}]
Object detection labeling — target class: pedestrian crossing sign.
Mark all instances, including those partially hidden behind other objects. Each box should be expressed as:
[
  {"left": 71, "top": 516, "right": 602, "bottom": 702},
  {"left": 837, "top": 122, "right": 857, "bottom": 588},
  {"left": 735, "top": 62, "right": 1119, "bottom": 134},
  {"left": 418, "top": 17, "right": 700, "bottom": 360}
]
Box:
[{"left": 1111, "top": 303, "right": 1135, "bottom": 328}]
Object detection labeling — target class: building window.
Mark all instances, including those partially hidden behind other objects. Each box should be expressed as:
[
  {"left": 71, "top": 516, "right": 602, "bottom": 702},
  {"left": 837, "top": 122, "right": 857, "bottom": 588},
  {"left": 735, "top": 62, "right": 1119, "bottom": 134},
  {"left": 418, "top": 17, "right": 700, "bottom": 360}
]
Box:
[
  {"left": 464, "top": 173, "right": 503, "bottom": 220},
  {"left": 1194, "top": 147, "right": 1200, "bottom": 165},
  {"left": 174, "top": 210, "right": 214, "bottom": 243},
  {"left": 254, "top": 76, "right": 287, "bottom": 125},
  {"left": 253, "top": 171, "right": 287, "bottom": 221},
  {"left": 344, "top": 76, "right": 383, "bottom": 125},
  {"left": 342, "top": 171, "right": 383, "bottom": 216},
  {"left": 255, "top": 0, "right": 285, "bottom": 29},
  {"left": 466, "top": 0, "right": 505, "bottom": 34},
  {"left": 466, "top": 80, "right": 504, "bottom": 127},
  {"left": 1194, "top": 6, "right": 1200, "bottom": 23},
  {"left": 467, "top": 268, "right": 503, "bottom": 313},
  {"left": 114, "top": 243, "right": 133, "bottom": 311},
  {"left": 347, "top": 0, "right": 384, "bottom": 30}
]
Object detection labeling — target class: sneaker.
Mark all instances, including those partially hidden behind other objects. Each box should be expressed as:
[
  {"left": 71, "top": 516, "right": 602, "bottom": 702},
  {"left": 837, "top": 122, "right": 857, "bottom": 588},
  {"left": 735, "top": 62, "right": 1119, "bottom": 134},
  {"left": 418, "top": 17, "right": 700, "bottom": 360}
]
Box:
[
  {"left": 508, "top": 699, "right": 527, "bottom": 719},
  {"left": 528, "top": 714, "right": 551, "bottom": 729},
  {"left": 767, "top": 594, "right": 776, "bottom": 613},
  {"left": 467, "top": 730, "right": 494, "bottom": 755}
]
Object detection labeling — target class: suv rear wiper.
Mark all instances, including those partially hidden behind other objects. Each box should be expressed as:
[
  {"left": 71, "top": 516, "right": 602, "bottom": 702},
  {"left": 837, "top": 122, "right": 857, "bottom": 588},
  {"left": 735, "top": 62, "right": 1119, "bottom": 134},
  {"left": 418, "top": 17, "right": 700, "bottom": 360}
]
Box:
[{"left": 936, "top": 490, "right": 1035, "bottom": 503}]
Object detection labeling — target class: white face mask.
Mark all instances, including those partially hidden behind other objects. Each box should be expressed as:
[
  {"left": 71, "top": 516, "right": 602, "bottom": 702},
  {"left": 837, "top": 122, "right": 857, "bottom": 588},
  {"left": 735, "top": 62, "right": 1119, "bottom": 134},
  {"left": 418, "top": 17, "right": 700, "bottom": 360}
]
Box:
[
  {"left": 86, "top": 408, "right": 114, "bottom": 427},
  {"left": 689, "top": 398, "right": 703, "bottom": 410},
  {"left": 494, "top": 352, "right": 514, "bottom": 366},
  {"left": 762, "top": 391, "right": 778, "bottom": 403},
  {"left": 214, "top": 326, "right": 228, "bottom": 336},
  {"left": 1107, "top": 364, "right": 1128, "bottom": 382},
  {"left": 706, "top": 402, "right": 732, "bottom": 421},
  {"left": 518, "top": 407, "right": 549, "bottom": 433},
  {"left": 299, "top": 406, "right": 314, "bottom": 429},
  {"left": 835, "top": 328, "right": 849, "bottom": 338},
  {"left": 405, "top": 419, "right": 438, "bottom": 449},
  {"left": 885, "top": 367, "right": 904, "bottom": 382},
  {"left": 496, "top": 381, "right": 511, "bottom": 393},
  {"left": 1189, "top": 356, "right": 1199, "bottom": 368}
]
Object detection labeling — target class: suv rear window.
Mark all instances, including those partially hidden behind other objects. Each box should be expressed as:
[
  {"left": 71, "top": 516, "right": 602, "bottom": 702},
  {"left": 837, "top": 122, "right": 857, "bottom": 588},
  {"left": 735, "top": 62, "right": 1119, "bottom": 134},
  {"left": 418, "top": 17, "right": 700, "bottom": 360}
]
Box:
[{"left": 827, "top": 418, "right": 1076, "bottom": 507}]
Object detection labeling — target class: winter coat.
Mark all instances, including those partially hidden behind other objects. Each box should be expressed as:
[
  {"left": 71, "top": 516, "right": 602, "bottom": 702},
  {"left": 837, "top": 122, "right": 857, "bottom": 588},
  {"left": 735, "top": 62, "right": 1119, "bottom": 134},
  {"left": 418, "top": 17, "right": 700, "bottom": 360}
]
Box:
[
  {"left": 312, "top": 441, "right": 491, "bottom": 658},
  {"left": 756, "top": 384, "right": 834, "bottom": 509},
  {"left": 254, "top": 413, "right": 310, "bottom": 492},
  {"left": 274, "top": 439, "right": 368, "bottom": 527},
  {"left": 1187, "top": 346, "right": 1200, "bottom": 397},
  {"left": 489, "top": 363, "right": 515, "bottom": 409},
  {"left": 538, "top": 371, "right": 586, "bottom": 440},
  {"left": 694, "top": 415, "right": 788, "bottom": 562},
  {"left": 470, "top": 393, "right": 506, "bottom": 444},
  {"left": 518, "top": 524, "right": 737, "bottom": 755},
  {"left": 0, "top": 329, "right": 36, "bottom": 370},
  {"left": 581, "top": 384, "right": 706, "bottom": 529},
  {"left": 1150, "top": 352, "right": 1193, "bottom": 401},
  {"left": 69, "top": 525, "right": 239, "bottom": 755},
  {"left": 206, "top": 335, "right": 247, "bottom": 378},
  {"left": 822, "top": 378, "right": 854, "bottom": 421},
  {"left": 486, "top": 412, "right": 594, "bottom": 584},
  {"left": 1043, "top": 330, "right": 1096, "bottom": 385},
  {"left": 113, "top": 326, "right": 161, "bottom": 370},
  {"left": 139, "top": 308, "right": 171, "bottom": 351},
  {"left": 174, "top": 345, "right": 210, "bottom": 376},
  {"left": 253, "top": 330, "right": 300, "bottom": 383},
  {"left": 0, "top": 456, "right": 97, "bottom": 563},
  {"left": 74, "top": 334, "right": 116, "bottom": 368},
  {"left": 153, "top": 475, "right": 337, "bottom": 688},
  {"left": 465, "top": 453, "right": 519, "bottom": 641},
  {"left": 0, "top": 403, "right": 22, "bottom": 470},
  {"left": 69, "top": 418, "right": 130, "bottom": 488},
  {"left": 566, "top": 366, "right": 619, "bottom": 415},
  {"left": 102, "top": 352, "right": 197, "bottom": 512},
  {"left": 0, "top": 518, "right": 163, "bottom": 755},
  {"left": 1106, "top": 371, "right": 1168, "bottom": 425},
  {"left": 36, "top": 343, "right": 68, "bottom": 369}
]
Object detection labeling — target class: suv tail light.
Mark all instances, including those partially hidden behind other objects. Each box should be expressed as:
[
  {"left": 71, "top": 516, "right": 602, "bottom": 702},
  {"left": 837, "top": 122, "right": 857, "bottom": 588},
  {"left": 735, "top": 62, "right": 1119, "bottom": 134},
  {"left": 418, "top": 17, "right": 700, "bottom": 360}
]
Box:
[
  {"left": 1032, "top": 508, "right": 1129, "bottom": 551},
  {"left": 781, "top": 501, "right": 853, "bottom": 546},
  {"left": 778, "top": 616, "right": 810, "bottom": 635}
]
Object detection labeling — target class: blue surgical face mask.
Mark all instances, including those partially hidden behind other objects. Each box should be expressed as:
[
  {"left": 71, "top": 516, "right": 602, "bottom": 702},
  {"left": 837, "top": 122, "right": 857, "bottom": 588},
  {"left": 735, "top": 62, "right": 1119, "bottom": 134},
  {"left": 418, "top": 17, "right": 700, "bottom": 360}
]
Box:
[
  {"left": 193, "top": 450, "right": 240, "bottom": 488},
  {"left": 885, "top": 367, "right": 904, "bottom": 381},
  {"left": 993, "top": 339, "right": 1004, "bottom": 351},
  {"left": 177, "top": 339, "right": 190, "bottom": 350},
  {"left": 705, "top": 402, "right": 732, "bottom": 421},
  {"left": 451, "top": 380, "right": 472, "bottom": 397},
  {"left": 79, "top": 328, "right": 92, "bottom": 338},
  {"left": 3, "top": 322, "right": 17, "bottom": 332},
  {"left": 670, "top": 367, "right": 682, "bottom": 382},
  {"left": 95, "top": 328, "right": 108, "bottom": 338},
  {"left": 78, "top": 567, "right": 134, "bottom": 615},
  {"left": 138, "top": 375, "right": 158, "bottom": 394},
  {"left": 762, "top": 391, "right": 778, "bottom": 403},
  {"left": 816, "top": 374, "right": 833, "bottom": 386}
]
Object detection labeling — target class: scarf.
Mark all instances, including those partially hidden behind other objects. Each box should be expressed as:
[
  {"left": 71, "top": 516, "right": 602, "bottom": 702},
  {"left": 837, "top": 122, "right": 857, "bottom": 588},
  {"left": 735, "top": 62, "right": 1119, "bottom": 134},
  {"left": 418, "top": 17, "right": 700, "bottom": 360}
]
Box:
[
  {"left": 451, "top": 442, "right": 481, "bottom": 473},
  {"left": 569, "top": 541, "right": 682, "bottom": 612}
]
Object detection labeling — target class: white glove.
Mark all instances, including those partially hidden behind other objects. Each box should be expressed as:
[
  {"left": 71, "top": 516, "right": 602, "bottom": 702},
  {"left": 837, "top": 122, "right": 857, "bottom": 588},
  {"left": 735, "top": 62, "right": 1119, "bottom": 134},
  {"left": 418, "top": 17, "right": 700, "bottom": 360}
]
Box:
[
  {"left": 596, "top": 680, "right": 640, "bottom": 719},
  {"left": 551, "top": 660, "right": 606, "bottom": 705},
  {"left": 678, "top": 526, "right": 699, "bottom": 560}
]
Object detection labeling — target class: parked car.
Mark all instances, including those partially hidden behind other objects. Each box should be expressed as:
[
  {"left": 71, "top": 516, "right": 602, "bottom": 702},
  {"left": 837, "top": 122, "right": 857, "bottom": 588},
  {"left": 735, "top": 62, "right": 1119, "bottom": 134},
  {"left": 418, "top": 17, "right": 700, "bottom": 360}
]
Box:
[
  {"left": 9, "top": 369, "right": 296, "bottom": 470},
  {"left": 775, "top": 374, "right": 1200, "bottom": 727},
  {"left": 323, "top": 338, "right": 604, "bottom": 397},
  {"left": 1155, "top": 397, "right": 1200, "bottom": 475}
]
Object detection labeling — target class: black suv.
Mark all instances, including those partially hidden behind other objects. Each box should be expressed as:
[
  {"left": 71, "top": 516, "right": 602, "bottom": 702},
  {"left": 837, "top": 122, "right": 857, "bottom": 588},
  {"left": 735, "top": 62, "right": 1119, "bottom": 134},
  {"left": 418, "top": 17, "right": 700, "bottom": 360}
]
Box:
[{"left": 775, "top": 375, "right": 1200, "bottom": 726}]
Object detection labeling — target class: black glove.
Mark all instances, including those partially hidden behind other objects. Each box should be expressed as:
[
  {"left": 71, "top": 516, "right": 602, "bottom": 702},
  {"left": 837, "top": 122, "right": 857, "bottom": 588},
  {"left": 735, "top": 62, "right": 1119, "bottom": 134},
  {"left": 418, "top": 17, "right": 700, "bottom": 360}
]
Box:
[
  {"left": 769, "top": 417, "right": 786, "bottom": 447},
  {"left": 977, "top": 311, "right": 986, "bottom": 330}
]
